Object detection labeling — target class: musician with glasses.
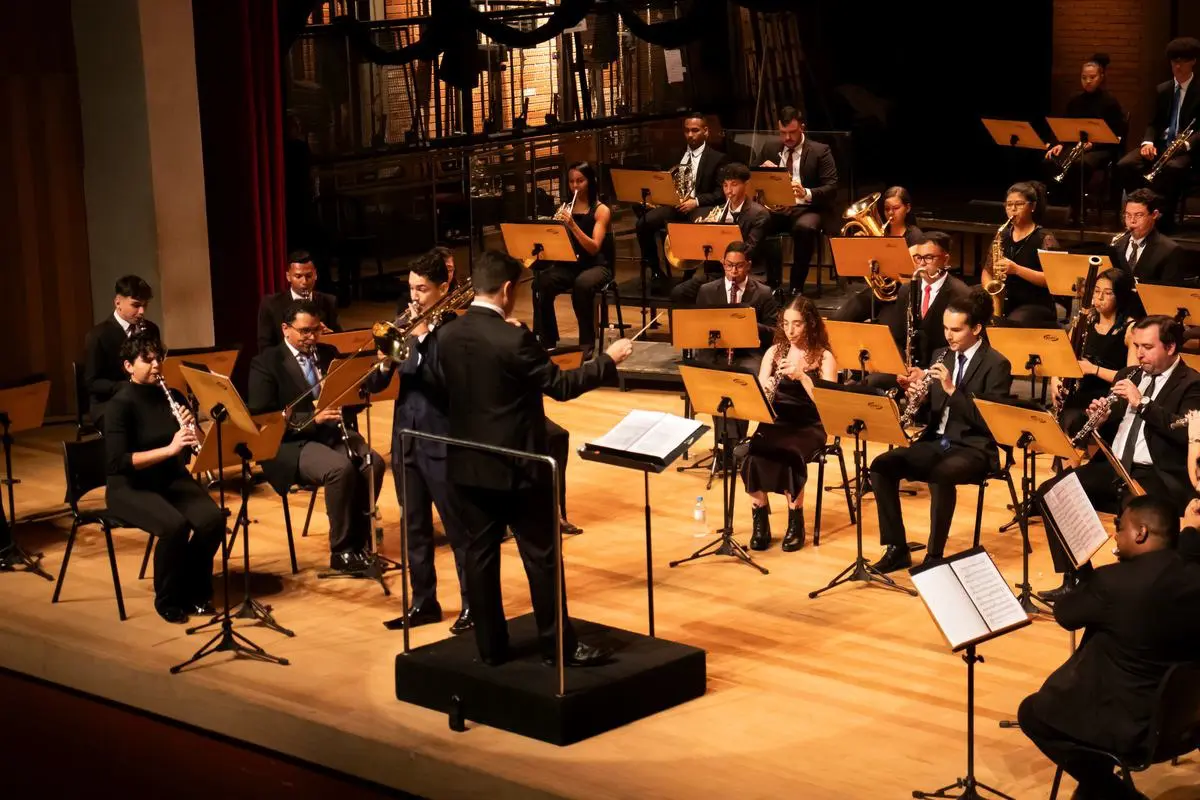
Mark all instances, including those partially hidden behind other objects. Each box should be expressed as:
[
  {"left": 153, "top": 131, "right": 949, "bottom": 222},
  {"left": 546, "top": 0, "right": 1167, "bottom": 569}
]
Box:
[
  {"left": 84, "top": 275, "right": 161, "bottom": 431},
  {"left": 1117, "top": 37, "right": 1200, "bottom": 232},
  {"left": 636, "top": 113, "right": 727, "bottom": 286},
  {"left": 885, "top": 232, "right": 969, "bottom": 375},
  {"left": 257, "top": 250, "right": 341, "bottom": 352},
  {"left": 832, "top": 186, "right": 925, "bottom": 324},
  {"left": 980, "top": 181, "right": 1062, "bottom": 328},
  {"left": 1110, "top": 190, "right": 1191, "bottom": 313}
]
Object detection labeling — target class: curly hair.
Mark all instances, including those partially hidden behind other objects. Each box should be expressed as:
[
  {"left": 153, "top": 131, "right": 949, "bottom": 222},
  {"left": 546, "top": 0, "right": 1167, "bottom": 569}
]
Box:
[{"left": 772, "top": 295, "right": 829, "bottom": 370}]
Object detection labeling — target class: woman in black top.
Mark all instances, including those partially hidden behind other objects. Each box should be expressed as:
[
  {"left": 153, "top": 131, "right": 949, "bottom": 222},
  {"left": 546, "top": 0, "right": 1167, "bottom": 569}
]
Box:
[
  {"left": 532, "top": 161, "right": 613, "bottom": 354},
  {"left": 831, "top": 186, "right": 922, "bottom": 322},
  {"left": 1044, "top": 54, "right": 1127, "bottom": 224},
  {"left": 983, "top": 181, "right": 1062, "bottom": 328},
  {"left": 105, "top": 335, "right": 223, "bottom": 624}
]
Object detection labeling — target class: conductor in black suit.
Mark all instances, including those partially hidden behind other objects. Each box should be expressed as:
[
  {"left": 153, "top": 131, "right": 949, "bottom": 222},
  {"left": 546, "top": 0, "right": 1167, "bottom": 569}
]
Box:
[
  {"left": 756, "top": 106, "right": 839, "bottom": 293},
  {"left": 871, "top": 289, "right": 1014, "bottom": 572},
  {"left": 1110, "top": 191, "right": 1194, "bottom": 316},
  {"left": 435, "top": 250, "right": 634, "bottom": 667},
  {"left": 256, "top": 250, "right": 341, "bottom": 352},
  {"left": 83, "top": 274, "right": 161, "bottom": 430},
  {"left": 1019, "top": 496, "right": 1200, "bottom": 800},
  {"left": 636, "top": 113, "right": 727, "bottom": 285},
  {"left": 248, "top": 300, "right": 385, "bottom": 573}
]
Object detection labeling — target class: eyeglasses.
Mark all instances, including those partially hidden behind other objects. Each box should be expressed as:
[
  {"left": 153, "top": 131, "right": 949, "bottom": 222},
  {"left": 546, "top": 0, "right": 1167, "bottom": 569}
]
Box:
[
  {"left": 912, "top": 254, "right": 945, "bottom": 263},
  {"left": 722, "top": 260, "right": 748, "bottom": 269},
  {"left": 1003, "top": 201, "right": 1029, "bottom": 209},
  {"left": 1123, "top": 211, "right": 1150, "bottom": 221},
  {"left": 288, "top": 325, "right": 322, "bottom": 335}
]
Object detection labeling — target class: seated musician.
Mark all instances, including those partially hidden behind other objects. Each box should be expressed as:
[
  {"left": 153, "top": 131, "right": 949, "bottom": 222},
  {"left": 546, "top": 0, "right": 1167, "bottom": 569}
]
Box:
[
  {"left": 832, "top": 186, "right": 924, "bottom": 323},
  {"left": 428, "top": 245, "right": 455, "bottom": 284},
  {"left": 871, "top": 288, "right": 1014, "bottom": 573},
  {"left": 744, "top": 296, "right": 836, "bottom": 553},
  {"left": 1043, "top": 53, "right": 1126, "bottom": 225},
  {"left": 1117, "top": 37, "right": 1200, "bottom": 233},
  {"left": 248, "top": 300, "right": 386, "bottom": 573},
  {"left": 1050, "top": 268, "right": 1137, "bottom": 436},
  {"left": 669, "top": 163, "right": 769, "bottom": 307},
  {"left": 1038, "top": 315, "right": 1200, "bottom": 599},
  {"left": 532, "top": 161, "right": 613, "bottom": 357},
  {"left": 636, "top": 112, "right": 727, "bottom": 285},
  {"left": 981, "top": 181, "right": 1062, "bottom": 328},
  {"left": 104, "top": 334, "right": 223, "bottom": 624},
  {"left": 256, "top": 250, "right": 341, "bottom": 352},
  {"left": 757, "top": 106, "right": 839, "bottom": 294},
  {"left": 83, "top": 275, "right": 161, "bottom": 430},
  {"left": 1020, "top": 496, "right": 1200, "bottom": 800},
  {"left": 1111, "top": 190, "right": 1192, "bottom": 314}
]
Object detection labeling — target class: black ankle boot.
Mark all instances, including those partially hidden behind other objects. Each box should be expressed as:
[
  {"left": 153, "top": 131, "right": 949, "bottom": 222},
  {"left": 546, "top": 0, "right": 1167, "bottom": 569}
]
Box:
[
  {"left": 781, "top": 508, "right": 806, "bottom": 551},
  {"left": 1039, "top": 570, "right": 1076, "bottom": 602},
  {"left": 749, "top": 505, "right": 772, "bottom": 551}
]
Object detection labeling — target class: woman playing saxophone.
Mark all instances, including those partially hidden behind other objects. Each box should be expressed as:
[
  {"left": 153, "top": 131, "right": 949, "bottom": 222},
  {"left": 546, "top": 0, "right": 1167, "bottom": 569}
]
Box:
[{"left": 980, "top": 182, "right": 1062, "bottom": 328}]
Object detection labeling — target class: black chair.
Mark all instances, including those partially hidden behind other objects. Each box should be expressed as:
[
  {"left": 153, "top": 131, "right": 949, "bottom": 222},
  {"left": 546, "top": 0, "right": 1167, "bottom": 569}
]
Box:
[
  {"left": 278, "top": 483, "right": 314, "bottom": 573},
  {"left": 52, "top": 438, "right": 151, "bottom": 621},
  {"left": 1047, "top": 661, "right": 1200, "bottom": 799},
  {"left": 972, "top": 448, "right": 1021, "bottom": 548},
  {"left": 71, "top": 361, "right": 99, "bottom": 441},
  {"left": 810, "top": 437, "right": 856, "bottom": 545}
]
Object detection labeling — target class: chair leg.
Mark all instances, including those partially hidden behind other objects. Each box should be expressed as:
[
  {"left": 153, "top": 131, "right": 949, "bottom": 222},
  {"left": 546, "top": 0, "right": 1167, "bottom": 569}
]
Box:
[
  {"left": 1048, "top": 765, "right": 1063, "bottom": 800},
  {"left": 302, "top": 488, "right": 318, "bottom": 537},
  {"left": 613, "top": 284, "right": 625, "bottom": 332},
  {"left": 836, "top": 446, "right": 855, "bottom": 523},
  {"left": 284, "top": 505, "right": 299, "bottom": 576},
  {"left": 51, "top": 520, "right": 80, "bottom": 604},
  {"left": 973, "top": 481, "right": 987, "bottom": 548},
  {"left": 102, "top": 524, "right": 127, "bottom": 621},
  {"left": 814, "top": 454, "right": 826, "bottom": 546},
  {"left": 138, "top": 536, "right": 154, "bottom": 580}
]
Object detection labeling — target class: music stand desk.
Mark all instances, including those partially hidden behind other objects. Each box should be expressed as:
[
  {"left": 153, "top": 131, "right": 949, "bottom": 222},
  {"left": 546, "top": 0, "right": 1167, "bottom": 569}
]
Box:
[
  {"left": 0, "top": 380, "right": 50, "bottom": 438},
  {"left": 825, "top": 320, "right": 907, "bottom": 376},
  {"left": 1139, "top": 283, "right": 1200, "bottom": 325},
  {"left": 1038, "top": 252, "right": 1109, "bottom": 297},
  {"left": 749, "top": 168, "right": 797, "bottom": 209},
  {"left": 321, "top": 354, "right": 390, "bottom": 409},
  {"left": 500, "top": 222, "right": 578, "bottom": 265},
  {"left": 610, "top": 167, "right": 681, "bottom": 207},
  {"left": 321, "top": 328, "right": 374, "bottom": 355},
  {"left": 670, "top": 307, "right": 760, "bottom": 351},
  {"left": 982, "top": 118, "right": 1047, "bottom": 150},
  {"left": 831, "top": 236, "right": 914, "bottom": 282},
  {"left": 162, "top": 348, "right": 240, "bottom": 396},
  {"left": 0, "top": 379, "right": 52, "bottom": 579},
  {"left": 179, "top": 366, "right": 259, "bottom": 436},
  {"left": 1045, "top": 117, "right": 1120, "bottom": 145},
  {"left": 987, "top": 327, "right": 1083, "bottom": 386},
  {"left": 664, "top": 222, "right": 742, "bottom": 263}
]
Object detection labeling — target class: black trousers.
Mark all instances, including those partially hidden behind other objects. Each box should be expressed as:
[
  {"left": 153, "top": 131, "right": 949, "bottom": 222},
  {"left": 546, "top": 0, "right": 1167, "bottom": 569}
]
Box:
[
  {"left": 768, "top": 208, "right": 822, "bottom": 292},
  {"left": 393, "top": 444, "right": 468, "bottom": 610},
  {"left": 457, "top": 482, "right": 575, "bottom": 662},
  {"left": 546, "top": 418, "right": 570, "bottom": 515},
  {"left": 1018, "top": 694, "right": 1141, "bottom": 799},
  {"left": 533, "top": 263, "right": 612, "bottom": 348},
  {"left": 297, "top": 435, "right": 386, "bottom": 554},
  {"left": 635, "top": 204, "right": 689, "bottom": 276},
  {"left": 870, "top": 440, "right": 990, "bottom": 557},
  {"left": 106, "top": 475, "right": 224, "bottom": 612},
  {"left": 1117, "top": 149, "right": 1190, "bottom": 232}
]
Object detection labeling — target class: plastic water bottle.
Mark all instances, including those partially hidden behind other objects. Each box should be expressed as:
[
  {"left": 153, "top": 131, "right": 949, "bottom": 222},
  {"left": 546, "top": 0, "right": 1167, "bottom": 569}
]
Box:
[{"left": 692, "top": 496, "right": 707, "bottom": 538}]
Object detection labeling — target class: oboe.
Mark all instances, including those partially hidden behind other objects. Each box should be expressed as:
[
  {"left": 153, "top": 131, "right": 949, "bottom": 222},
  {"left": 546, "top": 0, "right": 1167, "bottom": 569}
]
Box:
[
  {"left": 1069, "top": 368, "right": 1144, "bottom": 447},
  {"left": 156, "top": 375, "right": 202, "bottom": 455}
]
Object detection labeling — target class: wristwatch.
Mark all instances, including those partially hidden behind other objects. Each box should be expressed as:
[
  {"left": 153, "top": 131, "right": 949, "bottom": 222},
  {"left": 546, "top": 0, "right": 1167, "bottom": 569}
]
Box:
[{"left": 1137, "top": 396, "right": 1151, "bottom": 413}]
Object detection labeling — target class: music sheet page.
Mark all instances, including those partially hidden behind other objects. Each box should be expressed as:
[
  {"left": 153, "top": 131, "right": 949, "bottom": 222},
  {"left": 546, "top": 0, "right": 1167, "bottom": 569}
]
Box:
[
  {"left": 950, "top": 552, "right": 1028, "bottom": 634},
  {"left": 911, "top": 566, "right": 989, "bottom": 650},
  {"left": 1042, "top": 471, "right": 1110, "bottom": 566},
  {"left": 590, "top": 410, "right": 705, "bottom": 459}
]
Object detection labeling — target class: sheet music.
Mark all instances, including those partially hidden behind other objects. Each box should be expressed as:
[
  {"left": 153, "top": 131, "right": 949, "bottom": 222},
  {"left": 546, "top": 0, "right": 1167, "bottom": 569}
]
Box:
[
  {"left": 950, "top": 552, "right": 1028, "bottom": 634},
  {"left": 1042, "top": 471, "right": 1110, "bottom": 566},
  {"left": 589, "top": 410, "right": 705, "bottom": 460},
  {"left": 911, "top": 567, "right": 989, "bottom": 650}
]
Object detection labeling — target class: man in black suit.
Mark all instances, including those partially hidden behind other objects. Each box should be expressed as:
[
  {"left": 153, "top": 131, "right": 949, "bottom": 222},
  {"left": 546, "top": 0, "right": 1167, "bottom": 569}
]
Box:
[
  {"left": 1110, "top": 191, "right": 1194, "bottom": 314},
  {"left": 871, "top": 289, "right": 1014, "bottom": 572},
  {"left": 1020, "top": 496, "right": 1200, "bottom": 800},
  {"left": 1038, "top": 315, "right": 1200, "bottom": 599},
  {"left": 636, "top": 112, "right": 727, "bottom": 285},
  {"left": 248, "top": 300, "right": 385, "bottom": 572},
  {"left": 669, "top": 163, "right": 771, "bottom": 307},
  {"left": 692, "top": 241, "right": 779, "bottom": 368},
  {"left": 757, "top": 106, "right": 839, "bottom": 293},
  {"left": 83, "top": 275, "right": 161, "bottom": 430},
  {"left": 1117, "top": 37, "right": 1200, "bottom": 232},
  {"left": 435, "top": 250, "right": 634, "bottom": 667},
  {"left": 256, "top": 250, "right": 341, "bottom": 352},
  {"left": 886, "top": 233, "right": 971, "bottom": 370}
]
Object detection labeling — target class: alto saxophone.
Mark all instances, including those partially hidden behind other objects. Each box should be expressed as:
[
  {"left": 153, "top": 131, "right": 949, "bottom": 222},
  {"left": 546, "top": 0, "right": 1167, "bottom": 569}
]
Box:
[
  {"left": 899, "top": 347, "right": 948, "bottom": 429},
  {"left": 984, "top": 218, "right": 1012, "bottom": 319}
]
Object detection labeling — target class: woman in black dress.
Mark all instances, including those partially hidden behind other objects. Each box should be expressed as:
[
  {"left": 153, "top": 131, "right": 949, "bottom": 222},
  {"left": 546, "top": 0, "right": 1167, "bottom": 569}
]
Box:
[
  {"left": 1044, "top": 53, "right": 1127, "bottom": 224},
  {"left": 1052, "top": 268, "right": 1137, "bottom": 435},
  {"left": 745, "top": 296, "right": 837, "bottom": 552},
  {"left": 983, "top": 181, "right": 1062, "bottom": 328},
  {"left": 532, "top": 161, "right": 613, "bottom": 355},
  {"left": 105, "top": 335, "right": 223, "bottom": 623}
]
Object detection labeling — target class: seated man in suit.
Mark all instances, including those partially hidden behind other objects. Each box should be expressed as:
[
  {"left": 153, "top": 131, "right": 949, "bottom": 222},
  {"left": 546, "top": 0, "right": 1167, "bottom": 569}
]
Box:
[
  {"left": 1111, "top": 190, "right": 1193, "bottom": 318},
  {"left": 1019, "top": 495, "right": 1200, "bottom": 800},
  {"left": 669, "top": 163, "right": 770, "bottom": 307},
  {"left": 885, "top": 232, "right": 971, "bottom": 372},
  {"left": 1038, "top": 315, "right": 1200, "bottom": 599},
  {"left": 757, "top": 106, "right": 839, "bottom": 293},
  {"left": 636, "top": 112, "right": 727, "bottom": 286},
  {"left": 248, "top": 300, "right": 385, "bottom": 573},
  {"left": 871, "top": 288, "right": 1013, "bottom": 572},
  {"left": 256, "top": 250, "right": 341, "bottom": 352},
  {"left": 83, "top": 274, "right": 161, "bottom": 430}
]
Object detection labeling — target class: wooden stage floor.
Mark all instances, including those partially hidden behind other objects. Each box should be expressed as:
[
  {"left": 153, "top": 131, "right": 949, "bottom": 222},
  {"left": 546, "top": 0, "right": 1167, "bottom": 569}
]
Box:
[{"left": 2, "top": 388, "right": 1198, "bottom": 799}]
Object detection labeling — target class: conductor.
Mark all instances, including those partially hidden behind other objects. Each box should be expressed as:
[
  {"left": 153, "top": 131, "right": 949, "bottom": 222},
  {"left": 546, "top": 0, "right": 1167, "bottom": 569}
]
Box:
[{"left": 435, "top": 250, "right": 634, "bottom": 667}]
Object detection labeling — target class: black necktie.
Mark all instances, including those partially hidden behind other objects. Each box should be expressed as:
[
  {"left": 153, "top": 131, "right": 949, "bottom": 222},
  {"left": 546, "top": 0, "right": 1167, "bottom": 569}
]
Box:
[
  {"left": 1127, "top": 240, "right": 1142, "bottom": 273},
  {"left": 954, "top": 353, "right": 967, "bottom": 387},
  {"left": 1120, "top": 374, "right": 1156, "bottom": 470}
]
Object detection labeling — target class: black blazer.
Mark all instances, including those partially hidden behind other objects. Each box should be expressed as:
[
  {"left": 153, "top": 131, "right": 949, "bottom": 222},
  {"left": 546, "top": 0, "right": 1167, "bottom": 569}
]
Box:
[
  {"left": 889, "top": 274, "right": 970, "bottom": 369},
  {"left": 435, "top": 305, "right": 614, "bottom": 491},
  {"left": 1109, "top": 229, "right": 1192, "bottom": 286},
  {"left": 920, "top": 341, "right": 1013, "bottom": 470},
  {"left": 1143, "top": 79, "right": 1200, "bottom": 149},
  {"left": 695, "top": 276, "right": 779, "bottom": 352},
  {"left": 247, "top": 341, "right": 346, "bottom": 494},
  {"left": 705, "top": 199, "right": 771, "bottom": 265},
  {"left": 1098, "top": 360, "right": 1200, "bottom": 487},
  {"left": 1031, "top": 548, "right": 1200, "bottom": 756},
  {"left": 754, "top": 138, "right": 839, "bottom": 212},
  {"left": 363, "top": 318, "right": 453, "bottom": 461},
  {"left": 256, "top": 290, "right": 341, "bottom": 352},
  {"left": 688, "top": 145, "right": 728, "bottom": 208},
  {"left": 83, "top": 316, "right": 162, "bottom": 424}
]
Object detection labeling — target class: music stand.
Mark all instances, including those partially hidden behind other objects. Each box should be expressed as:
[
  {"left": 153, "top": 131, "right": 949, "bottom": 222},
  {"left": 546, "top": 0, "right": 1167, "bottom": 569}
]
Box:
[
  {"left": 825, "top": 320, "right": 907, "bottom": 377},
  {"left": 974, "top": 400, "right": 1079, "bottom": 615},
  {"left": 609, "top": 167, "right": 682, "bottom": 208},
  {"left": 1046, "top": 117, "right": 1119, "bottom": 236},
  {"left": 830, "top": 237, "right": 914, "bottom": 321},
  {"left": 664, "top": 221, "right": 742, "bottom": 269},
  {"left": 1139, "top": 283, "right": 1200, "bottom": 325},
  {"left": 161, "top": 347, "right": 240, "bottom": 397},
  {"left": 171, "top": 366, "right": 288, "bottom": 673},
  {"left": 671, "top": 363, "right": 775, "bottom": 574},
  {"left": 0, "top": 379, "right": 52, "bottom": 580},
  {"left": 1038, "top": 252, "right": 1109, "bottom": 301},
  {"left": 749, "top": 168, "right": 798, "bottom": 210},
  {"left": 320, "top": 328, "right": 374, "bottom": 355},
  {"left": 501, "top": 222, "right": 577, "bottom": 341},
  {"left": 548, "top": 347, "right": 585, "bottom": 370},
  {"left": 986, "top": 327, "right": 1083, "bottom": 401},
  {"left": 981, "top": 119, "right": 1047, "bottom": 150},
  {"left": 671, "top": 308, "right": 761, "bottom": 485}
]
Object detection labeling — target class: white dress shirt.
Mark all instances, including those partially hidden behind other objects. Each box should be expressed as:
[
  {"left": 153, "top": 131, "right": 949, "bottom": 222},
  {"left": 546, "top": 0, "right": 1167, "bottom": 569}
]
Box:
[
  {"left": 679, "top": 143, "right": 705, "bottom": 199},
  {"left": 113, "top": 310, "right": 132, "bottom": 334},
  {"left": 1125, "top": 233, "right": 1149, "bottom": 264},
  {"left": 290, "top": 288, "right": 311, "bottom": 301},
  {"left": 724, "top": 277, "right": 749, "bottom": 305},
  {"left": 918, "top": 272, "right": 949, "bottom": 319},
  {"left": 1143, "top": 74, "right": 1194, "bottom": 147},
  {"left": 777, "top": 135, "right": 814, "bottom": 205},
  {"left": 1110, "top": 357, "right": 1180, "bottom": 466},
  {"left": 936, "top": 338, "right": 983, "bottom": 436},
  {"left": 471, "top": 298, "right": 507, "bottom": 317},
  {"left": 721, "top": 199, "right": 746, "bottom": 223}
]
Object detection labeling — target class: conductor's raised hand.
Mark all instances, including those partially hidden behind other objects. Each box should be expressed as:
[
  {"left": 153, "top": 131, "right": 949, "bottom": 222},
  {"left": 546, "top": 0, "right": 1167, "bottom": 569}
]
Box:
[{"left": 606, "top": 338, "right": 634, "bottom": 364}]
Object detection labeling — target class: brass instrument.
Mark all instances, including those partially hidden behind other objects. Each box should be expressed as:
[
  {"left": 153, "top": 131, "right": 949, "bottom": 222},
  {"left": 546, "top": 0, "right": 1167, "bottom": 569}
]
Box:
[
  {"left": 1145, "top": 119, "right": 1195, "bottom": 185},
  {"left": 1052, "top": 141, "right": 1087, "bottom": 183},
  {"left": 1110, "top": 229, "right": 1129, "bottom": 247},
  {"left": 156, "top": 375, "right": 202, "bottom": 456},
  {"left": 664, "top": 201, "right": 729, "bottom": 270},
  {"left": 1069, "top": 367, "right": 1143, "bottom": 448},
  {"left": 669, "top": 160, "right": 694, "bottom": 202},
  {"left": 840, "top": 192, "right": 899, "bottom": 302},
  {"left": 984, "top": 217, "right": 1013, "bottom": 319},
  {"left": 899, "top": 347, "right": 948, "bottom": 430},
  {"left": 552, "top": 189, "right": 578, "bottom": 223},
  {"left": 372, "top": 278, "right": 476, "bottom": 364}
]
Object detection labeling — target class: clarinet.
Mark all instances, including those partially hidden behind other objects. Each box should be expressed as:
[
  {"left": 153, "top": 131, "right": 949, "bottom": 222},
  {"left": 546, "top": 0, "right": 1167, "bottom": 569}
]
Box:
[
  {"left": 899, "top": 347, "right": 948, "bottom": 428},
  {"left": 1069, "top": 367, "right": 1144, "bottom": 447},
  {"left": 156, "top": 376, "right": 201, "bottom": 455}
]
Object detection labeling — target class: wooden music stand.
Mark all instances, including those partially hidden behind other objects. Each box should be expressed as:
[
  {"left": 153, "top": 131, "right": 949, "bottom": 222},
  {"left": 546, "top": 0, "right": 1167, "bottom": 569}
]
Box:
[
  {"left": 825, "top": 320, "right": 907, "bottom": 376},
  {"left": 1045, "top": 117, "right": 1120, "bottom": 147},
  {"left": 609, "top": 167, "right": 680, "bottom": 207},
  {"left": 1139, "top": 283, "right": 1200, "bottom": 325},
  {"left": 1182, "top": 353, "right": 1200, "bottom": 372},
  {"left": 664, "top": 221, "right": 742, "bottom": 264},
  {"left": 981, "top": 119, "right": 1047, "bottom": 150},
  {"left": 500, "top": 222, "right": 578, "bottom": 267},
  {"left": 321, "top": 353, "right": 392, "bottom": 409},
  {"left": 987, "top": 327, "right": 1083, "bottom": 400},
  {"left": 0, "top": 378, "right": 53, "bottom": 580},
  {"left": 1038, "top": 252, "right": 1110, "bottom": 297},
  {"left": 670, "top": 307, "right": 760, "bottom": 352},
  {"left": 161, "top": 347, "right": 240, "bottom": 396},
  {"left": 321, "top": 328, "right": 374, "bottom": 356},
  {"left": 179, "top": 366, "right": 258, "bottom": 436},
  {"left": 749, "top": 168, "right": 797, "bottom": 209},
  {"left": 548, "top": 346, "right": 585, "bottom": 370},
  {"left": 830, "top": 236, "right": 914, "bottom": 321}
]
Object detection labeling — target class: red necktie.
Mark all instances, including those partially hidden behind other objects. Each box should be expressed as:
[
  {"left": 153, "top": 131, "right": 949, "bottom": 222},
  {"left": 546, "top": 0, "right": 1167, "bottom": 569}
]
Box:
[
  {"left": 730, "top": 284, "right": 740, "bottom": 304},
  {"left": 783, "top": 148, "right": 795, "bottom": 174},
  {"left": 922, "top": 284, "right": 931, "bottom": 317}
]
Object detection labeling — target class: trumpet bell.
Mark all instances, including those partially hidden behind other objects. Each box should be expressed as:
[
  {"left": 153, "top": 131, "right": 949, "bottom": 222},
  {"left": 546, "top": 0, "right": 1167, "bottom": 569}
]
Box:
[{"left": 372, "top": 321, "right": 410, "bottom": 363}]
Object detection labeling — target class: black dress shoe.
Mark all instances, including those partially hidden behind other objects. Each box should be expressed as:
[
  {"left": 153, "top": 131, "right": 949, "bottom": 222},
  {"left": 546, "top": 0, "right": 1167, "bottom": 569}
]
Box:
[
  {"left": 189, "top": 600, "right": 216, "bottom": 617},
  {"left": 749, "top": 505, "right": 772, "bottom": 551},
  {"left": 449, "top": 608, "right": 473, "bottom": 635},
  {"left": 382, "top": 601, "right": 443, "bottom": 630},
  {"left": 543, "top": 641, "right": 613, "bottom": 668},
  {"left": 870, "top": 545, "right": 912, "bottom": 574},
  {"left": 560, "top": 518, "right": 583, "bottom": 535},
  {"left": 158, "top": 606, "right": 189, "bottom": 624},
  {"left": 1038, "top": 572, "right": 1079, "bottom": 603},
  {"left": 329, "top": 552, "right": 367, "bottom": 573},
  {"left": 781, "top": 508, "right": 806, "bottom": 552}
]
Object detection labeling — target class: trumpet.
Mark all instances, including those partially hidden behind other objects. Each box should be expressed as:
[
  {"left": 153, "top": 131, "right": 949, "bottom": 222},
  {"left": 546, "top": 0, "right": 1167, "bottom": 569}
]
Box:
[
  {"left": 156, "top": 375, "right": 202, "bottom": 456},
  {"left": 1052, "top": 140, "right": 1087, "bottom": 183},
  {"left": 1146, "top": 119, "right": 1194, "bottom": 185},
  {"left": 553, "top": 190, "right": 578, "bottom": 223},
  {"left": 899, "top": 347, "right": 948, "bottom": 429},
  {"left": 984, "top": 217, "right": 1012, "bottom": 319}
]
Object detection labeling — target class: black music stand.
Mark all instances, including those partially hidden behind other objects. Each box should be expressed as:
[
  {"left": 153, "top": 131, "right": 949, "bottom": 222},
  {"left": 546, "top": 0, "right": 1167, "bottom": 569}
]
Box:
[
  {"left": 808, "top": 386, "right": 917, "bottom": 598},
  {"left": 1046, "top": 117, "right": 1119, "bottom": 235},
  {"left": 0, "top": 379, "right": 52, "bottom": 580},
  {"left": 501, "top": 222, "right": 577, "bottom": 342},
  {"left": 670, "top": 363, "right": 775, "bottom": 574}
]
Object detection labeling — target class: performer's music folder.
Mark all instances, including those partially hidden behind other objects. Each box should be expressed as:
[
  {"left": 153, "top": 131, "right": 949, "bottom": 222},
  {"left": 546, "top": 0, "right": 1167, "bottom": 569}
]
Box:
[
  {"left": 910, "top": 547, "right": 1031, "bottom": 652},
  {"left": 581, "top": 410, "right": 708, "bottom": 472},
  {"left": 1036, "top": 468, "right": 1110, "bottom": 568}
]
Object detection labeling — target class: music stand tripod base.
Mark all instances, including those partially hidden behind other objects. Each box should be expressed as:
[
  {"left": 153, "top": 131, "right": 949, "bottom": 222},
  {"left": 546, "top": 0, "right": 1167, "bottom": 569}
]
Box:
[{"left": 0, "top": 542, "right": 53, "bottom": 581}]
